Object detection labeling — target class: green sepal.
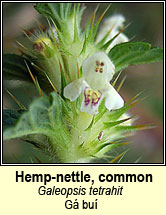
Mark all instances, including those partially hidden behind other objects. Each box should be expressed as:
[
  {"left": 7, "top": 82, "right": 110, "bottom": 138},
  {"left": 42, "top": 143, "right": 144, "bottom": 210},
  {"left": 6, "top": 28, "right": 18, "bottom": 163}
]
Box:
[
  {"left": 114, "top": 124, "right": 154, "bottom": 133},
  {"left": 110, "top": 149, "right": 129, "bottom": 163},
  {"left": 95, "top": 141, "right": 128, "bottom": 157},
  {"left": 73, "top": 4, "right": 79, "bottom": 42},
  {"left": 35, "top": 3, "right": 65, "bottom": 27},
  {"left": 35, "top": 3, "right": 85, "bottom": 43},
  {"left": 79, "top": 34, "right": 87, "bottom": 55},
  {"left": 96, "top": 29, "right": 114, "bottom": 49},
  {"left": 88, "top": 5, "right": 110, "bottom": 43},
  {"left": 60, "top": 66, "right": 67, "bottom": 98},
  {"left": 107, "top": 99, "right": 140, "bottom": 121},
  {"left": 35, "top": 3, "right": 71, "bottom": 41},
  {"left": 100, "top": 32, "right": 120, "bottom": 51},
  {"left": 103, "top": 116, "right": 135, "bottom": 129},
  {"left": 94, "top": 99, "right": 106, "bottom": 124},
  {"left": 84, "top": 116, "right": 95, "bottom": 131},
  {"left": 86, "top": 5, "right": 99, "bottom": 43}
]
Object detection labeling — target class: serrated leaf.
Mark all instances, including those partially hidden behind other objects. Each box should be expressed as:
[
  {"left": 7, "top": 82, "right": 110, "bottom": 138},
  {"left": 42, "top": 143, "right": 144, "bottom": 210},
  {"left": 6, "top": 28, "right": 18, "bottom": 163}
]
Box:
[
  {"left": 109, "top": 42, "right": 163, "bottom": 72},
  {"left": 3, "top": 92, "right": 71, "bottom": 149}
]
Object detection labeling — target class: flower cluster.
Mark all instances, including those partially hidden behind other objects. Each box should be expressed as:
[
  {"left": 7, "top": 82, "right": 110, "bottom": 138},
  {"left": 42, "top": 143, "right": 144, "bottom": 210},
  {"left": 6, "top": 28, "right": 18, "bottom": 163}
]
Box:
[{"left": 64, "top": 52, "right": 124, "bottom": 115}]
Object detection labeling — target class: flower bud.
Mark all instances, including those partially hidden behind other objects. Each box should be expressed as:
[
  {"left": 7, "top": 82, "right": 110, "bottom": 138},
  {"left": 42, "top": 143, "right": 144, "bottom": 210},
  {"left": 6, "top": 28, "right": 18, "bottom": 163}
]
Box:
[{"left": 33, "top": 37, "right": 54, "bottom": 57}]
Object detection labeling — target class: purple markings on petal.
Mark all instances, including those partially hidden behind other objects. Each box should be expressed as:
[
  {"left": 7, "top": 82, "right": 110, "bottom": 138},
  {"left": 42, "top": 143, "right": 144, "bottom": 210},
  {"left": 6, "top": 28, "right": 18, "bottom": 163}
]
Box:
[
  {"left": 91, "top": 91, "right": 102, "bottom": 106},
  {"left": 84, "top": 87, "right": 102, "bottom": 108},
  {"left": 84, "top": 87, "right": 91, "bottom": 106}
]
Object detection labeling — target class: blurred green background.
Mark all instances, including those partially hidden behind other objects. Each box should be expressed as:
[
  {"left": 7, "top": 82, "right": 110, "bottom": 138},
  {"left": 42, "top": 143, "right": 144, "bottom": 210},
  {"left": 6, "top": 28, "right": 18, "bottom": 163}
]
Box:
[{"left": 3, "top": 3, "right": 164, "bottom": 163}]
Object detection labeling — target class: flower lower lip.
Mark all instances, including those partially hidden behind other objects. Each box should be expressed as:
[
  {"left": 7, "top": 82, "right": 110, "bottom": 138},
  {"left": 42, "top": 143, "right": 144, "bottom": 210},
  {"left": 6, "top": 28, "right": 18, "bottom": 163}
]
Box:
[{"left": 84, "top": 87, "right": 102, "bottom": 107}]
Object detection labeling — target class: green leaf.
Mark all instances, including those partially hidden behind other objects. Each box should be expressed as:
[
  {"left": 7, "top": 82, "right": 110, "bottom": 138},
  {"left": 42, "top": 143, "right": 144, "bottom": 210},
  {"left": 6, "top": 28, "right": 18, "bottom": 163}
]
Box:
[
  {"left": 109, "top": 42, "right": 163, "bottom": 73},
  {"left": 3, "top": 93, "right": 71, "bottom": 149},
  {"left": 3, "top": 109, "right": 25, "bottom": 130}
]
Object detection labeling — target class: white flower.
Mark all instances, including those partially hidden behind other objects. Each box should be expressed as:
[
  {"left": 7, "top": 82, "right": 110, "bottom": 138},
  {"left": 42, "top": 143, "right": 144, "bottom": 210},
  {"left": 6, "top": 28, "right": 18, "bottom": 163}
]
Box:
[
  {"left": 96, "top": 14, "right": 129, "bottom": 50},
  {"left": 64, "top": 52, "right": 124, "bottom": 115}
]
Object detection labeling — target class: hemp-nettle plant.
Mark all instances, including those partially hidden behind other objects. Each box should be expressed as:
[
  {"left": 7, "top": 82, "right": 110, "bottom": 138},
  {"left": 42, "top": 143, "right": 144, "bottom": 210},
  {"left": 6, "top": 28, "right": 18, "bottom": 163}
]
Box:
[{"left": 3, "top": 3, "right": 163, "bottom": 163}]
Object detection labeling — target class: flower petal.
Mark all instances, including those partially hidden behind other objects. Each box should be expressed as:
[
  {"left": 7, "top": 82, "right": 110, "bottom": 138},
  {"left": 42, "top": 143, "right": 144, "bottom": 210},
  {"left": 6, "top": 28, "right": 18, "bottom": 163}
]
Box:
[
  {"left": 80, "top": 87, "right": 103, "bottom": 115},
  {"left": 104, "top": 14, "right": 126, "bottom": 30},
  {"left": 82, "top": 52, "right": 115, "bottom": 90},
  {"left": 64, "top": 78, "right": 86, "bottom": 101},
  {"left": 102, "top": 84, "right": 124, "bottom": 111}
]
